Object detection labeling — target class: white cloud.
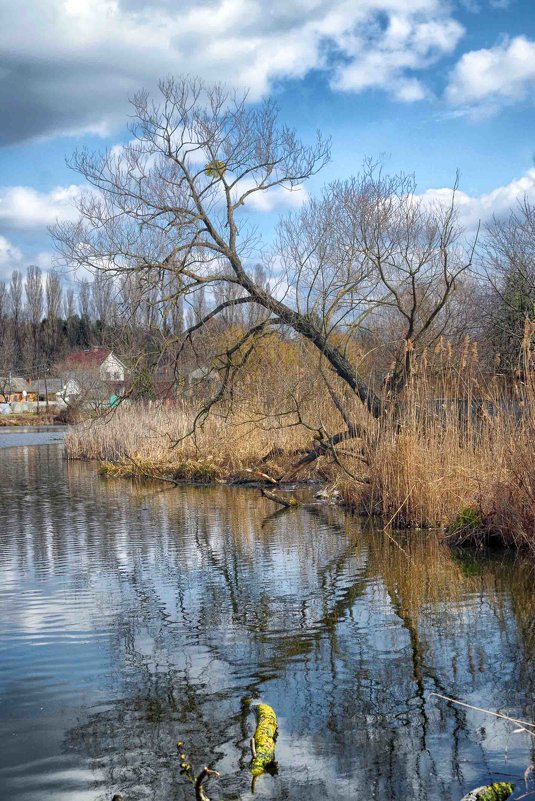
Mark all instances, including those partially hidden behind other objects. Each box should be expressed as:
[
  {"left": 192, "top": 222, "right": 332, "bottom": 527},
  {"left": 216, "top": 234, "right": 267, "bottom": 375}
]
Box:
[
  {"left": 0, "top": 185, "right": 82, "bottom": 229},
  {"left": 420, "top": 168, "right": 535, "bottom": 231},
  {"left": 446, "top": 35, "right": 535, "bottom": 115},
  {"left": 330, "top": 12, "right": 463, "bottom": 99},
  {"left": 0, "top": 0, "right": 466, "bottom": 145},
  {"left": 237, "top": 182, "right": 310, "bottom": 213},
  {"left": 0, "top": 235, "right": 22, "bottom": 268}
]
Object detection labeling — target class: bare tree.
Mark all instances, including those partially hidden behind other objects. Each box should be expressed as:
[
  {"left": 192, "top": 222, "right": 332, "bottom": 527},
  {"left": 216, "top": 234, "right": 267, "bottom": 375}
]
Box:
[
  {"left": 484, "top": 198, "right": 535, "bottom": 370},
  {"left": 186, "top": 286, "right": 208, "bottom": 330},
  {"left": 78, "top": 278, "right": 93, "bottom": 320},
  {"left": 46, "top": 269, "right": 62, "bottom": 321},
  {"left": 0, "top": 280, "right": 7, "bottom": 346},
  {"left": 63, "top": 286, "right": 76, "bottom": 320},
  {"left": 52, "top": 76, "right": 474, "bottom": 460},
  {"left": 9, "top": 270, "right": 23, "bottom": 327},
  {"left": 92, "top": 272, "right": 115, "bottom": 326},
  {"left": 44, "top": 269, "right": 63, "bottom": 363},
  {"left": 0, "top": 280, "right": 14, "bottom": 374},
  {"left": 8, "top": 270, "right": 24, "bottom": 368},
  {"left": 25, "top": 265, "right": 43, "bottom": 369},
  {"left": 278, "top": 167, "right": 475, "bottom": 396}
]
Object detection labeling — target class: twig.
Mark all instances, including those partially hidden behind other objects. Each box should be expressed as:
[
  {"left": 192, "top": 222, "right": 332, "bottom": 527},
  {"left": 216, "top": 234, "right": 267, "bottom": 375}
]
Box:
[
  {"left": 429, "top": 693, "right": 535, "bottom": 738},
  {"left": 195, "top": 768, "right": 220, "bottom": 801}
]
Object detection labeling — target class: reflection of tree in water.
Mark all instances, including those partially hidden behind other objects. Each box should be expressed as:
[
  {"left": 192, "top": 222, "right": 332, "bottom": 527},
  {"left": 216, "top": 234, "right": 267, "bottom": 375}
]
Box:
[{"left": 62, "top": 484, "right": 535, "bottom": 801}]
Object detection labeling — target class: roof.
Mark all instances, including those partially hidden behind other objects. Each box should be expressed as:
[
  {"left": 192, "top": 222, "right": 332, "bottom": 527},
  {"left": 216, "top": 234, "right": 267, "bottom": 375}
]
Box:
[
  {"left": 27, "top": 379, "right": 64, "bottom": 394},
  {"left": 63, "top": 348, "right": 112, "bottom": 368},
  {"left": 0, "top": 376, "right": 30, "bottom": 393}
]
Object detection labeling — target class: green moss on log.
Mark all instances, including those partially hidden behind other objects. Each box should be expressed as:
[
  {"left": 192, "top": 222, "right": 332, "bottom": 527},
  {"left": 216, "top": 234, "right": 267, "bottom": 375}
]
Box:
[
  {"left": 461, "top": 782, "right": 515, "bottom": 801},
  {"left": 249, "top": 703, "right": 277, "bottom": 777}
]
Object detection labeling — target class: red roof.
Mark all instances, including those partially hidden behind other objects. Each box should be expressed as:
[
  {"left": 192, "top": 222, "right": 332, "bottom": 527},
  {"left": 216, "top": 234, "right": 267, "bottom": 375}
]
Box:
[{"left": 63, "top": 348, "right": 112, "bottom": 368}]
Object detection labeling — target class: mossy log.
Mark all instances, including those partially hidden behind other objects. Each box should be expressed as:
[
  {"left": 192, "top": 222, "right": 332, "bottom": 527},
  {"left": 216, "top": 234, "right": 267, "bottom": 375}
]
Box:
[
  {"left": 249, "top": 703, "right": 278, "bottom": 777},
  {"left": 460, "top": 782, "right": 515, "bottom": 801}
]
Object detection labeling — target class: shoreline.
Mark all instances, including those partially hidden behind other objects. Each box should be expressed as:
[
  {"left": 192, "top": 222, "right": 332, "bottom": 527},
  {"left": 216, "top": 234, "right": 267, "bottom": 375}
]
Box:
[{"left": 0, "top": 413, "right": 65, "bottom": 427}]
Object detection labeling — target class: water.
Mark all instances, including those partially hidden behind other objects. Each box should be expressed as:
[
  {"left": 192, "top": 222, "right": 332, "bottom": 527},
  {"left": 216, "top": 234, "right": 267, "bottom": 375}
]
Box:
[
  {"left": 0, "top": 438, "right": 534, "bottom": 801},
  {"left": 0, "top": 426, "right": 65, "bottom": 448}
]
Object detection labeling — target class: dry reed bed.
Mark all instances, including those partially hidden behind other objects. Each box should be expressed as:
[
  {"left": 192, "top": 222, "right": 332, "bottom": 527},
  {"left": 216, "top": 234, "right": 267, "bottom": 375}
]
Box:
[
  {"left": 65, "top": 340, "right": 535, "bottom": 550},
  {"left": 346, "top": 339, "right": 535, "bottom": 549},
  {"left": 65, "top": 402, "right": 320, "bottom": 483}
]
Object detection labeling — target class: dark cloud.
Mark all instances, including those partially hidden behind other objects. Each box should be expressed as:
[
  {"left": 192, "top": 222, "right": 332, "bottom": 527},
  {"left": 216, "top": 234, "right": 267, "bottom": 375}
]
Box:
[{"left": 0, "top": 0, "right": 467, "bottom": 147}]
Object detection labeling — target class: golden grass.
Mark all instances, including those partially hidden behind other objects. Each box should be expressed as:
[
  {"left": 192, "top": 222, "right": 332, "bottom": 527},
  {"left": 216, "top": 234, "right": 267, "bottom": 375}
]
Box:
[
  {"left": 66, "top": 334, "right": 535, "bottom": 549},
  {"left": 65, "top": 401, "right": 323, "bottom": 482},
  {"left": 343, "top": 337, "right": 535, "bottom": 549}
]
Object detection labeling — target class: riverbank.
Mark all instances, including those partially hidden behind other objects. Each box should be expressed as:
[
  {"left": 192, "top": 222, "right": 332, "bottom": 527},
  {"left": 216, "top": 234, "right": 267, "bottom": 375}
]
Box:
[
  {"left": 65, "top": 391, "right": 535, "bottom": 553},
  {"left": 66, "top": 404, "right": 318, "bottom": 485},
  {"left": 0, "top": 411, "right": 62, "bottom": 426}
]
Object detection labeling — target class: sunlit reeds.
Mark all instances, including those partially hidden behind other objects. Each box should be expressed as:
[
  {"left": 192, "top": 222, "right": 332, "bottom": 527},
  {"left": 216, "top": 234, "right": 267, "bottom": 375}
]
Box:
[{"left": 66, "top": 332, "right": 535, "bottom": 550}]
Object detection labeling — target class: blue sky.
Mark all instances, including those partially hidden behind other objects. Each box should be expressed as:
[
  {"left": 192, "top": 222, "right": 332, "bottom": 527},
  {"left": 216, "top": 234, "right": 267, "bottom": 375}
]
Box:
[{"left": 0, "top": 0, "right": 534, "bottom": 280}]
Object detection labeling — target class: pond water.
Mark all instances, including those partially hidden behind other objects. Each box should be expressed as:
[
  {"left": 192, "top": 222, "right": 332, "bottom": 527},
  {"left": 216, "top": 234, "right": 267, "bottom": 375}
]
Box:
[
  {"left": 0, "top": 439, "right": 534, "bottom": 801},
  {"left": 0, "top": 425, "right": 65, "bottom": 448}
]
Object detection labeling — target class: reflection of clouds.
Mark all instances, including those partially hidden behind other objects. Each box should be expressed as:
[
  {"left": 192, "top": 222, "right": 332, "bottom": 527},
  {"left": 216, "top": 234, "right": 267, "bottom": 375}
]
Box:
[{"left": 0, "top": 446, "right": 534, "bottom": 801}]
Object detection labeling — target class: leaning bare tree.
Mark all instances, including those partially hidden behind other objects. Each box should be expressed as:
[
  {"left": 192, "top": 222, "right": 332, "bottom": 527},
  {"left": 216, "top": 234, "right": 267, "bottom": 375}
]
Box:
[{"left": 51, "top": 76, "right": 475, "bottom": 472}]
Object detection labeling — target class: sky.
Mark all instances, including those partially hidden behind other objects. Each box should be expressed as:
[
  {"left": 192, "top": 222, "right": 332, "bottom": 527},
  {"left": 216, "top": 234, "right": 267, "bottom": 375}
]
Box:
[{"left": 0, "top": 0, "right": 534, "bottom": 281}]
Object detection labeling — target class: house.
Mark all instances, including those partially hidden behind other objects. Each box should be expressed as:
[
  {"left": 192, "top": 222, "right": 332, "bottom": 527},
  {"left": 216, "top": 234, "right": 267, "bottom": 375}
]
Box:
[
  {"left": 0, "top": 376, "right": 31, "bottom": 403},
  {"left": 27, "top": 378, "right": 65, "bottom": 402},
  {"left": 57, "top": 348, "right": 128, "bottom": 403},
  {"left": 61, "top": 348, "right": 127, "bottom": 382}
]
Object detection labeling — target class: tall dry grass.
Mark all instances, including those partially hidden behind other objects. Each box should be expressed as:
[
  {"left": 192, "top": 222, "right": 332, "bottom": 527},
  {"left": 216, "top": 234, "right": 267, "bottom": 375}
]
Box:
[
  {"left": 346, "top": 333, "right": 535, "bottom": 549},
  {"left": 65, "top": 398, "right": 332, "bottom": 481},
  {"left": 66, "top": 329, "right": 535, "bottom": 549}
]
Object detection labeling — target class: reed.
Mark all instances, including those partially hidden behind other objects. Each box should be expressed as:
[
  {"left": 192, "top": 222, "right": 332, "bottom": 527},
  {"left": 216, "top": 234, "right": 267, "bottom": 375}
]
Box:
[
  {"left": 65, "top": 400, "right": 324, "bottom": 481},
  {"left": 343, "top": 334, "right": 535, "bottom": 550},
  {"left": 66, "top": 334, "right": 535, "bottom": 550}
]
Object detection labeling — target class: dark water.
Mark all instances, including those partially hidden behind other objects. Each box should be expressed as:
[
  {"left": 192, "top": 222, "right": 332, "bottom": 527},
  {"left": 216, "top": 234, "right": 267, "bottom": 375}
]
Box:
[{"left": 0, "top": 441, "right": 534, "bottom": 801}]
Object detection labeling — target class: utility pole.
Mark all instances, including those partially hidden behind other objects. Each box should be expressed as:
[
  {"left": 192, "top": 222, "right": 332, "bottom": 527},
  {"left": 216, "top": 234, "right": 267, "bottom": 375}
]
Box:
[{"left": 44, "top": 365, "right": 49, "bottom": 413}]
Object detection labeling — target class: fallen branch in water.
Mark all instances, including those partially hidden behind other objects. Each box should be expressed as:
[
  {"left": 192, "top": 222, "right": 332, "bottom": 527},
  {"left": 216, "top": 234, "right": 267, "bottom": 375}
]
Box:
[
  {"left": 195, "top": 768, "right": 221, "bottom": 801},
  {"left": 245, "top": 469, "right": 279, "bottom": 484},
  {"left": 260, "top": 488, "right": 300, "bottom": 508},
  {"left": 177, "top": 740, "right": 221, "bottom": 801}
]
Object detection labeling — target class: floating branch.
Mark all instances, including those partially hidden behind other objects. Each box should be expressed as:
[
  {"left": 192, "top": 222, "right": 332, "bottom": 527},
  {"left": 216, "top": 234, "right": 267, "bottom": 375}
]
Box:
[
  {"left": 430, "top": 692, "right": 535, "bottom": 739},
  {"left": 260, "top": 488, "right": 300, "bottom": 508}
]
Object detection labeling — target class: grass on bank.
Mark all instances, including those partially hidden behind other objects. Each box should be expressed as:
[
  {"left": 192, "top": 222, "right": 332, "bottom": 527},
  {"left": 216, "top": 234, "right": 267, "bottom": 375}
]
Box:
[
  {"left": 65, "top": 336, "right": 535, "bottom": 551},
  {"left": 0, "top": 410, "right": 60, "bottom": 426}
]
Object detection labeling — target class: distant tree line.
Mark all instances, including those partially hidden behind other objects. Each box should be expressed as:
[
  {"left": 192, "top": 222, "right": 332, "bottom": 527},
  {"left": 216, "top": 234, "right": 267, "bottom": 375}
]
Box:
[{"left": 0, "top": 260, "right": 274, "bottom": 385}]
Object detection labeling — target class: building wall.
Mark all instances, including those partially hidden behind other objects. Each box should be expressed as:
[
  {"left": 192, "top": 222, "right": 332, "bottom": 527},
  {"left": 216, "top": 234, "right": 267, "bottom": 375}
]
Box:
[{"left": 100, "top": 354, "right": 125, "bottom": 382}]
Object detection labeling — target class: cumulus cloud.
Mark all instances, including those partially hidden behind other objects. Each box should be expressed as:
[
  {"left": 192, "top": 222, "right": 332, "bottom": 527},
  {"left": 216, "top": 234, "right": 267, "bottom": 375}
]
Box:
[
  {"left": 420, "top": 168, "right": 535, "bottom": 231},
  {"left": 0, "top": 0, "right": 466, "bottom": 145},
  {"left": 0, "top": 185, "right": 82, "bottom": 229},
  {"left": 0, "top": 235, "right": 22, "bottom": 268},
  {"left": 332, "top": 12, "right": 463, "bottom": 99},
  {"left": 236, "top": 182, "right": 309, "bottom": 213},
  {"left": 446, "top": 35, "right": 535, "bottom": 115}
]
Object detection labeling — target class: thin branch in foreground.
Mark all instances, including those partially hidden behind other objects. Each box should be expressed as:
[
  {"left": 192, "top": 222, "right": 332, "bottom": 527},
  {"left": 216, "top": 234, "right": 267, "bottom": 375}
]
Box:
[{"left": 429, "top": 692, "right": 535, "bottom": 738}]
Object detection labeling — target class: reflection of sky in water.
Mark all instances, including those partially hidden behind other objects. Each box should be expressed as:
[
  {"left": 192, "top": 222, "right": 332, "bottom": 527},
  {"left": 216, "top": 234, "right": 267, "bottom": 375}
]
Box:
[{"left": 0, "top": 442, "right": 534, "bottom": 801}]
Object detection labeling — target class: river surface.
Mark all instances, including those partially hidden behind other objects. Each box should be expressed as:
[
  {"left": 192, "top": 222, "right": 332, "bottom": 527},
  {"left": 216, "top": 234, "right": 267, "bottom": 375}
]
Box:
[{"left": 0, "top": 436, "right": 534, "bottom": 801}]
